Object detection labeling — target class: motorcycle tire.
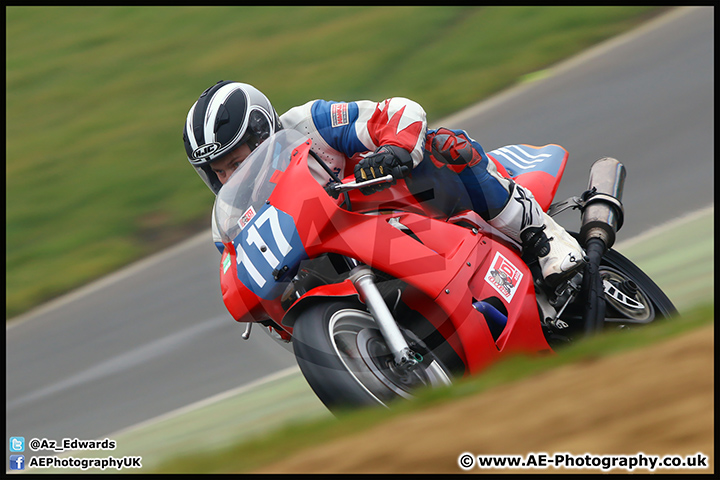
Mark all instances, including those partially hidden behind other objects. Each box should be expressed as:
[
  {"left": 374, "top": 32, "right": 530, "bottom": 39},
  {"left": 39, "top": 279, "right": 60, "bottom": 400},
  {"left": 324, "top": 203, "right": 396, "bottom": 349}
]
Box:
[
  {"left": 598, "top": 247, "right": 677, "bottom": 324},
  {"left": 292, "top": 299, "right": 452, "bottom": 413},
  {"left": 555, "top": 234, "right": 678, "bottom": 331}
]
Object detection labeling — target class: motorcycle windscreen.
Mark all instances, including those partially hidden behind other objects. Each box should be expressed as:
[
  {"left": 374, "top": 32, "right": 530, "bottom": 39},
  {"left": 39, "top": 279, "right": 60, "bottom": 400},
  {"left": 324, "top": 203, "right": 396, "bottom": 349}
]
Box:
[{"left": 214, "top": 129, "right": 309, "bottom": 245}]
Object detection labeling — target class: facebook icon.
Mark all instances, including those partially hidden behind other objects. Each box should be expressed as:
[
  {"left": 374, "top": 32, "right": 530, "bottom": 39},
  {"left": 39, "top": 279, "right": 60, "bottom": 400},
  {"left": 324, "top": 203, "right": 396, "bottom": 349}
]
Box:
[{"left": 10, "top": 455, "right": 25, "bottom": 470}]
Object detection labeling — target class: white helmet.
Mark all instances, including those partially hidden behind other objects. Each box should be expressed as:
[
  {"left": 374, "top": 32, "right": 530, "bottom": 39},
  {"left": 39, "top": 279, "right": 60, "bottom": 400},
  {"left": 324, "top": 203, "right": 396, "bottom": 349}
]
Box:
[{"left": 183, "top": 81, "right": 282, "bottom": 194}]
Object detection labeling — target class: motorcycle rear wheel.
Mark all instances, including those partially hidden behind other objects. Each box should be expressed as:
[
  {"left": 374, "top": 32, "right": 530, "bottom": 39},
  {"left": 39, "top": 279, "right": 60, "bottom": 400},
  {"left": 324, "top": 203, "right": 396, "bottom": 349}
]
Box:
[
  {"left": 292, "top": 299, "right": 452, "bottom": 412},
  {"left": 598, "top": 247, "right": 677, "bottom": 324},
  {"left": 552, "top": 244, "right": 677, "bottom": 339}
]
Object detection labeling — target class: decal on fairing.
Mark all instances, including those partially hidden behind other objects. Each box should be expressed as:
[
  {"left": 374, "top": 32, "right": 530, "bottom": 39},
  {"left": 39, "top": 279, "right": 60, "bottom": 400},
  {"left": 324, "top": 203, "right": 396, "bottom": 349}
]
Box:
[
  {"left": 487, "top": 144, "right": 565, "bottom": 178},
  {"left": 484, "top": 252, "right": 524, "bottom": 302},
  {"left": 222, "top": 253, "right": 231, "bottom": 274},
  {"left": 238, "top": 206, "right": 256, "bottom": 230},
  {"left": 233, "top": 203, "right": 307, "bottom": 300}
]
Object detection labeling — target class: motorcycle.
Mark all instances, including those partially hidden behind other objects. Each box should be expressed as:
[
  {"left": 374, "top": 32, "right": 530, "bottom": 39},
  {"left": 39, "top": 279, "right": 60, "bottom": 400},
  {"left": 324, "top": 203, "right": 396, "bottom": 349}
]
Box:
[{"left": 214, "top": 129, "right": 676, "bottom": 412}]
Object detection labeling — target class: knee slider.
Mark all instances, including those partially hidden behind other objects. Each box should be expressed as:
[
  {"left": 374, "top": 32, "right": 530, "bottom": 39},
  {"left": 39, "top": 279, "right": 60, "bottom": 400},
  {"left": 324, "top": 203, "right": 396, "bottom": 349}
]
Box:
[{"left": 428, "top": 128, "right": 482, "bottom": 171}]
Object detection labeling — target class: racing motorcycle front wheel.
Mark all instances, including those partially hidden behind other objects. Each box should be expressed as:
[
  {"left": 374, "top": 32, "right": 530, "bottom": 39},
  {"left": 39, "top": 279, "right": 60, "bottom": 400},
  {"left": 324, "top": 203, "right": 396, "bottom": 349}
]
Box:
[{"left": 292, "top": 299, "right": 452, "bottom": 413}]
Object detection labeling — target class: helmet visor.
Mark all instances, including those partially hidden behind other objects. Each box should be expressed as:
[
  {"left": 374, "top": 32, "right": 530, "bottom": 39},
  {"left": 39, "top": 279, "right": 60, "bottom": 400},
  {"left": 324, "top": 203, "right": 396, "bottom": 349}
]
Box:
[{"left": 243, "top": 109, "right": 273, "bottom": 151}]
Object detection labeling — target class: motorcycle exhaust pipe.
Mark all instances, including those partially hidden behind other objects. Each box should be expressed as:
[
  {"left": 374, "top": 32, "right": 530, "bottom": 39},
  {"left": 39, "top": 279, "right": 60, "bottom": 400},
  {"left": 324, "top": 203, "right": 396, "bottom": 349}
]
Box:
[{"left": 579, "top": 157, "right": 626, "bottom": 250}]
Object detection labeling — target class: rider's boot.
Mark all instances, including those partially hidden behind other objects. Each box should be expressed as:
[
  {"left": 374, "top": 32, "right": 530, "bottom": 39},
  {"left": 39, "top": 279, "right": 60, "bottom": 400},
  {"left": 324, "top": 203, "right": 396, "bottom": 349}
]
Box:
[{"left": 488, "top": 183, "right": 586, "bottom": 287}]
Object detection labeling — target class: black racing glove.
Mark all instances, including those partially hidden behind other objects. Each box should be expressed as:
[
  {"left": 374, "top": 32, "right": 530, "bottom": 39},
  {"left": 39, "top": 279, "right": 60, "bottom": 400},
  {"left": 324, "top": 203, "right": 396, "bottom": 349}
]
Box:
[{"left": 353, "top": 145, "right": 413, "bottom": 195}]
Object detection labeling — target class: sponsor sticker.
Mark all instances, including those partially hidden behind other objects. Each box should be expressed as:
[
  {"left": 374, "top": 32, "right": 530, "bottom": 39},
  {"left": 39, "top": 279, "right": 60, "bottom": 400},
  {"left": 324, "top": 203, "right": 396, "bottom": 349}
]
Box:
[
  {"left": 222, "top": 253, "right": 231, "bottom": 274},
  {"left": 238, "top": 206, "right": 256, "bottom": 230},
  {"left": 484, "top": 252, "right": 523, "bottom": 302},
  {"left": 331, "top": 103, "right": 349, "bottom": 127}
]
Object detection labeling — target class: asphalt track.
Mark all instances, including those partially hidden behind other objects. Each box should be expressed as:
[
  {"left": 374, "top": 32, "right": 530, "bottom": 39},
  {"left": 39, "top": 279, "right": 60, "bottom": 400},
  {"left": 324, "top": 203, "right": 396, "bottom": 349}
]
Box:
[{"left": 6, "top": 6, "right": 713, "bottom": 459}]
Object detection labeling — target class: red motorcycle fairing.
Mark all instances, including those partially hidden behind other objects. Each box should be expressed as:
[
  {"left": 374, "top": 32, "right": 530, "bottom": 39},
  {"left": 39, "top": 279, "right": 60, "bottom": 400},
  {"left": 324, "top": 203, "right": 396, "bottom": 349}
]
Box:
[
  {"left": 281, "top": 278, "right": 359, "bottom": 328},
  {"left": 219, "top": 134, "right": 552, "bottom": 377},
  {"left": 385, "top": 218, "right": 551, "bottom": 375},
  {"left": 487, "top": 143, "right": 568, "bottom": 211},
  {"left": 220, "top": 242, "right": 284, "bottom": 324}
]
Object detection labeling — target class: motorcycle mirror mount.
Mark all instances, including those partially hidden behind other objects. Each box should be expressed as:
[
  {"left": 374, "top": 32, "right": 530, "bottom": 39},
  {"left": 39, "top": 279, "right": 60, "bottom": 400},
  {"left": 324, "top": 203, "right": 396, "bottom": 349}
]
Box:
[{"left": 241, "top": 322, "right": 252, "bottom": 340}]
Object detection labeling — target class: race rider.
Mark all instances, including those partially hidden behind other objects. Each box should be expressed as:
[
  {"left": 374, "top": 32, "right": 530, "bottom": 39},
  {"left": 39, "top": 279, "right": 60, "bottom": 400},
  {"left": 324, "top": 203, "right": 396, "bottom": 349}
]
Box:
[{"left": 183, "top": 80, "right": 585, "bottom": 287}]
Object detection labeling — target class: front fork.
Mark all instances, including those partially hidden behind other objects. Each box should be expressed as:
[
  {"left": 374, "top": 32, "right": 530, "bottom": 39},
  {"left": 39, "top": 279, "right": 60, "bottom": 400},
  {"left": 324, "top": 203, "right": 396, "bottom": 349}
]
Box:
[{"left": 348, "top": 263, "right": 420, "bottom": 368}]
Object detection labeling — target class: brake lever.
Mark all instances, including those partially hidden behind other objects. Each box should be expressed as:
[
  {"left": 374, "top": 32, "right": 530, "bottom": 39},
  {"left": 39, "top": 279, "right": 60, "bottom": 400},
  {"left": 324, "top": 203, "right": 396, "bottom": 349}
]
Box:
[{"left": 331, "top": 174, "right": 395, "bottom": 193}]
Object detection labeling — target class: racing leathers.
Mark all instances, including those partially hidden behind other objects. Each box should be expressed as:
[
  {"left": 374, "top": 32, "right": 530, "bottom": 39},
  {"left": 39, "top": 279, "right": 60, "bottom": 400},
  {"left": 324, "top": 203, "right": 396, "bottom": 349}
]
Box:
[{"left": 211, "top": 97, "right": 585, "bottom": 286}]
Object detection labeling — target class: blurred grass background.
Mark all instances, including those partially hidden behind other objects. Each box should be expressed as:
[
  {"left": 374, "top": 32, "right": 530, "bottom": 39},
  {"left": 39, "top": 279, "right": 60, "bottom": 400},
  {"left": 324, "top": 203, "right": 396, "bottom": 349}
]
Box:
[{"left": 6, "top": 6, "right": 665, "bottom": 319}]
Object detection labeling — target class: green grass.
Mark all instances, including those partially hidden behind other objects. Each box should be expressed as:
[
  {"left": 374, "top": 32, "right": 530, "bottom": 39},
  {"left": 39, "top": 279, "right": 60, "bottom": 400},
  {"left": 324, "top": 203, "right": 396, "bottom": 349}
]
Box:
[
  {"left": 6, "top": 6, "right": 666, "bottom": 319},
  {"left": 148, "top": 302, "right": 712, "bottom": 473}
]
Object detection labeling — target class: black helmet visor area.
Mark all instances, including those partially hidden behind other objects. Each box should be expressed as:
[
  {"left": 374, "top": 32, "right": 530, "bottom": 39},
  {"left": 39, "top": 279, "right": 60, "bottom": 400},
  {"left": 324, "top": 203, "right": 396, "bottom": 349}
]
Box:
[
  {"left": 194, "top": 163, "right": 224, "bottom": 195},
  {"left": 193, "top": 110, "right": 270, "bottom": 195},
  {"left": 244, "top": 109, "right": 273, "bottom": 150}
]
